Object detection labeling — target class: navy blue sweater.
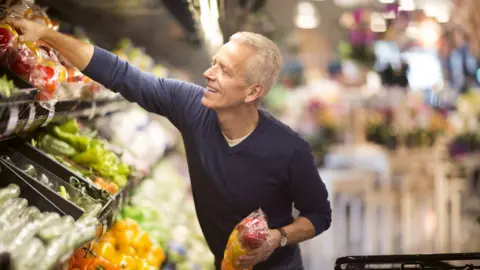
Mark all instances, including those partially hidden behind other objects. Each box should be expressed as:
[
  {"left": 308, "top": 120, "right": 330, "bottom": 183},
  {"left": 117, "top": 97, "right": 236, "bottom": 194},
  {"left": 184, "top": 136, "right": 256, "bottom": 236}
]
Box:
[{"left": 84, "top": 46, "right": 332, "bottom": 269}]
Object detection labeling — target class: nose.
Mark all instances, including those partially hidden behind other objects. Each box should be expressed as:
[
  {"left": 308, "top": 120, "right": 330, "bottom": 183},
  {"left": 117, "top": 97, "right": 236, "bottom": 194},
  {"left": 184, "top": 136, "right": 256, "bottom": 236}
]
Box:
[{"left": 203, "top": 66, "right": 216, "bottom": 81}]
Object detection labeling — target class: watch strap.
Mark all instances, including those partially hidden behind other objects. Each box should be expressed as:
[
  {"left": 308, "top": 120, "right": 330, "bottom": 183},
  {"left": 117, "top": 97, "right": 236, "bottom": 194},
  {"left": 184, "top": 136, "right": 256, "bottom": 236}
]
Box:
[{"left": 276, "top": 228, "right": 287, "bottom": 247}]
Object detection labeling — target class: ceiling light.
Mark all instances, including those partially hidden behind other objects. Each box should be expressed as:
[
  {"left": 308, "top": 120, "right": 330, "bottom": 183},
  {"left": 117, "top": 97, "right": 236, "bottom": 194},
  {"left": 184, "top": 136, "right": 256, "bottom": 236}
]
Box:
[
  {"left": 294, "top": 1, "right": 320, "bottom": 29},
  {"left": 399, "top": 0, "right": 415, "bottom": 11}
]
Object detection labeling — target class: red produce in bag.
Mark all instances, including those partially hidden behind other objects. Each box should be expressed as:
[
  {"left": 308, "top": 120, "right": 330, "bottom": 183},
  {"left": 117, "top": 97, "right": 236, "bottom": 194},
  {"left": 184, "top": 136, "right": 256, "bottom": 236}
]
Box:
[
  {"left": 222, "top": 209, "right": 270, "bottom": 270},
  {"left": 0, "top": 24, "right": 19, "bottom": 58},
  {"left": 30, "top": 62, "right": 59, "bottom": 101},
  {"left": 7, "top": 42, "right": 39, "bottom": 79}
]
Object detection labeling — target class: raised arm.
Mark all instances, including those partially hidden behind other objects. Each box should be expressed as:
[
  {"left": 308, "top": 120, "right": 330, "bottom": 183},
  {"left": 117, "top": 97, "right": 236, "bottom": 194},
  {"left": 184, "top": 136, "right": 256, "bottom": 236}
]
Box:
[
  {"left": 6, "top": 17, "right": 94, "bottom": 71},
  {"left": 5, "top": 17, "right": 205, "bottom": 131},
  {"left": 82, "top": 46, "right": 205, "bottom": 130}
]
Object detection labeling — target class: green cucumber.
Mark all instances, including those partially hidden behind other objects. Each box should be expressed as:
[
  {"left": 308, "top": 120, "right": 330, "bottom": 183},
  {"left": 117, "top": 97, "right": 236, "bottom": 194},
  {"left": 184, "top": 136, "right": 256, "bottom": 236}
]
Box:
[
  {"left": 21, "top": 207, "right": 42, "bottom": 221},
  {"left": 37, "top": 216, "right": 74, "bottom": 241},
  {"left": 40, "top": 217, "right": 98, "bottom": 270},
  {"left": 38, "top": 233, "right": 70, "bottom": 270},
  {"left": 0, "top": 198, "right": 28, "bottom": 222},
  {"left": 0, "top": 215, "right": 30, "bottom": 245},
  {"left": 0, "top": 197, "right": 17, "bottom": 212},
  {"left": 0, "top": 184, "right": 20, "bottom": 205},
  {"left": 11, "top": 237, "right": 45, "bottom": 270},
  {"left": 8, "top": 212, "right": 60, "bottom": 251},
  {"left": 71, "top": 218, "right": 98, "bottom": 246}
]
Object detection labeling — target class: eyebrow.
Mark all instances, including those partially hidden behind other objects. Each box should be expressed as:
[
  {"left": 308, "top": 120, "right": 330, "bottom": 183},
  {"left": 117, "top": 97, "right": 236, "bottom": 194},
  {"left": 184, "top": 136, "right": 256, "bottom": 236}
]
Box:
[{"left": 212, "top": 56, "right": 234, "bottom": 73}]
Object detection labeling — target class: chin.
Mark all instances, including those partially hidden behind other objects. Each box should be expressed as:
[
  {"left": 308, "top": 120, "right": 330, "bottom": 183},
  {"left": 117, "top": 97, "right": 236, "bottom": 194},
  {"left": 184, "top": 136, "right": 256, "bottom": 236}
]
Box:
[{"left": 201, "top": 96, "right": 216, "bottom": 109}]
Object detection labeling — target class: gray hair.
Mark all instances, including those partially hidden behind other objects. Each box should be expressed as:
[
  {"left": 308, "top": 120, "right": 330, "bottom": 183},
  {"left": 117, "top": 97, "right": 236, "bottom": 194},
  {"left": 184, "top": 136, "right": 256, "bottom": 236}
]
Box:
[{"left": 229, "top": 32, "right": 283, "bottom": 95}]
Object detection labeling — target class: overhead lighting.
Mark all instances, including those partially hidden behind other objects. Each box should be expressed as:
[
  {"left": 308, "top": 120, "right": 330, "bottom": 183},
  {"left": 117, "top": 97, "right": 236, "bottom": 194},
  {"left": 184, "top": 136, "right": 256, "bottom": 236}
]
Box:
[
  {"left": 423, "top": 4, "right": 438, "bottom": 17},
  {"left": 199, "top": 0, "right": 223, "bottom": 54},
  {"left": 423, "top": 2, "right": 451, "bottom": 23},
  {"left": 378, "top": 0, "right": 395, "bottom": 3},
  {"left": 294, "top": 1, "right": 320, "bottom": 29},
  {"left": 435, "top": 11, "right": 450, "bottom": 23},
  {"left": 419, "top": 21, "right": 440, "bottom": 46},
  {"left": 399, "top": 0, "right": 415, "bottom": 11}
]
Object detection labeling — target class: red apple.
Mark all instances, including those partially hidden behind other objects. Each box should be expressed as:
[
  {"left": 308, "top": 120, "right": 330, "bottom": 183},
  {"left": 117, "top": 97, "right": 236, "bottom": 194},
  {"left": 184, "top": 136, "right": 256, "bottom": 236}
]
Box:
[{"left": 0, "top": 24, "right": 19, "bottom": 57}]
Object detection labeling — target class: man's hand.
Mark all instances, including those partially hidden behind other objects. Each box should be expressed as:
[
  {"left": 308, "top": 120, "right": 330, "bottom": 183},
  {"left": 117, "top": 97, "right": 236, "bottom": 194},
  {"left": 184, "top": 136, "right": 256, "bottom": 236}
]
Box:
[
  {"left": 235, "top": 229, "right": 281, "bottom": 269},
  {"left": 3, "top": 16, "right": 93, "bottom": 71},
  {"left": 4, "top": 17, "right": 48, "bottom": 43}
]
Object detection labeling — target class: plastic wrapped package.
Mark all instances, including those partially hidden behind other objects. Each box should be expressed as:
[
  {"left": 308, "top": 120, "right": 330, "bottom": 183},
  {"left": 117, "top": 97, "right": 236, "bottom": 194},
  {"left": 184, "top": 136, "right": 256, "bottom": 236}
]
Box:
[
  {"left": 222, "top": 209, "right": 270, "bottom": 270},
  {"left": 6, "top": 42, "right": 38, "bottom": 80},
  {"left": 0, "top": 23, "right": 18, "bottom": 58}
]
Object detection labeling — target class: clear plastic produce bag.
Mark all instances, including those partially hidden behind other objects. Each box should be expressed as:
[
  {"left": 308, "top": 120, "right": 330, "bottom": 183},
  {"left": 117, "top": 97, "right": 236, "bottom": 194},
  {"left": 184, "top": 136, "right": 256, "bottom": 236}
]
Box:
[{"left": 222, "top": 209, "right": 270, "bottom": 270}]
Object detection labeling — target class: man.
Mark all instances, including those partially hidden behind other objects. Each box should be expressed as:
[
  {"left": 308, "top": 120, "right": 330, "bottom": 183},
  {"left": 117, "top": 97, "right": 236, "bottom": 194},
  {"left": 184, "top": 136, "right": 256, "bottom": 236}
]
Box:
[{"left": 6, "top": 17, "right": 331, "bottom": 269}]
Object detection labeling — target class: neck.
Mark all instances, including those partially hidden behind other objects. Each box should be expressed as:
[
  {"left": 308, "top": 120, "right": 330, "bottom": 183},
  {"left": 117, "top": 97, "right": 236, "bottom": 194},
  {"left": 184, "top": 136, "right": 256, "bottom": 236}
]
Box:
[{"left": 216, "top": 105, "right": 259, "bottom": 140}]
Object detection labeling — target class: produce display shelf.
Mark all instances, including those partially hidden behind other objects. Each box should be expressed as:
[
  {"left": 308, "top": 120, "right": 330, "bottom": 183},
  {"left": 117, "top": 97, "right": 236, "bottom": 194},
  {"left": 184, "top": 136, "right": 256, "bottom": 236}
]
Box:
[
  {"left": 1, "top": 137, "right": 130, "bottom": 223},
  {"left": 335, "top": 252, "right": 480, "bottom": 270},
  {"left": 0, "top": 96, "right": 130, "bottom": 141}
]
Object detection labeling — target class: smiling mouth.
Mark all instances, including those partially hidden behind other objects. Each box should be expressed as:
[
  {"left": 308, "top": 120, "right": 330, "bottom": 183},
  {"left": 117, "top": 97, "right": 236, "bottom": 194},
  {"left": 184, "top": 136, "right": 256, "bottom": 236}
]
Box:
[{"left": 206, "top": 87, "right": 218, "bottom": 93}]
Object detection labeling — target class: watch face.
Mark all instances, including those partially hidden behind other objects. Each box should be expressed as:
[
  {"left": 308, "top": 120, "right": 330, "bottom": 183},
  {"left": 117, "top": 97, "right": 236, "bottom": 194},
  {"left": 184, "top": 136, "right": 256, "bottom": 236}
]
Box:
[{"left": 280, "top": 237, "right": 287, "bottom": 247}]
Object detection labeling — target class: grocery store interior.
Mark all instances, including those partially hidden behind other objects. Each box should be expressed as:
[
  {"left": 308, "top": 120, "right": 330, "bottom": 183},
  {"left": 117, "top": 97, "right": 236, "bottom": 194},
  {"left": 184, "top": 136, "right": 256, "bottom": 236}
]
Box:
[{"left": 0, "top": 0, "right": 479, "bottom": 269}]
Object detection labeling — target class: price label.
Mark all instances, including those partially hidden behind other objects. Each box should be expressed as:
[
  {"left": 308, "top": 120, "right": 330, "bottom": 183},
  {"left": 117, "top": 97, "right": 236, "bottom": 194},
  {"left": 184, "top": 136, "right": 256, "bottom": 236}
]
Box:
[
  {"left": 2, "top": 105, "right": 19, "bottom": 137},
  {"left": 22, "top": 103, "right": 36, "bottom": 132},
  {"left": 41, "top": 109, "right": 54, "bottom": 127}
]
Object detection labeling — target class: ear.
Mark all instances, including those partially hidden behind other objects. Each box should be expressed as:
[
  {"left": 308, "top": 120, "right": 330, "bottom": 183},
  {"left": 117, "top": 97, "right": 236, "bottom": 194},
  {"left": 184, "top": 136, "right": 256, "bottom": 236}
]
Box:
[{"left": 244, "top": 84, "right": 265, "bottom": 103}]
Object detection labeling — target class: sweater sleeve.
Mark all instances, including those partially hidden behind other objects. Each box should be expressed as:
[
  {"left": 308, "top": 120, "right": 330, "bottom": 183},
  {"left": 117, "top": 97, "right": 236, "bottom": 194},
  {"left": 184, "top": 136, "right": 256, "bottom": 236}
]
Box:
[
  {"left": 287, "top": 146, "right": 332, "bottom": 236},
  {"left": 82, "top": 46, "right": 205, "bottom": 131}
]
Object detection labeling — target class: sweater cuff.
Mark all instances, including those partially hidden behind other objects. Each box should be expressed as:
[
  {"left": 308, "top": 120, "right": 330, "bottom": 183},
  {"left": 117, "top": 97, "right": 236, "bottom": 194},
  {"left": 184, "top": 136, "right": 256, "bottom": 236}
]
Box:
[{"left": 301, "top": 212, "right": 331, "bottom": 236}]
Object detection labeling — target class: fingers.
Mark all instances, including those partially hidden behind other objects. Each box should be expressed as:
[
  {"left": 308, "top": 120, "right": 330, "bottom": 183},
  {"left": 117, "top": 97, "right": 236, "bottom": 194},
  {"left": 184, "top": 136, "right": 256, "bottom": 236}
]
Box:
[
  {"left": 4, "top": 16, "right": 24, "bottom": 28},
  {"left": 236, "top": 248, "right": 272, "bottom": 268}
]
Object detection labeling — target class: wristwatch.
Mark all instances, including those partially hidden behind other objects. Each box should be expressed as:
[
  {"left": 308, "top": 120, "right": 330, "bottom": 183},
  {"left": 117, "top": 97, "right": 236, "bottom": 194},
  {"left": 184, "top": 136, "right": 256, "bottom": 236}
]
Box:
[{"left": 276, "top": 228, "right": 287, "bottom": 247}]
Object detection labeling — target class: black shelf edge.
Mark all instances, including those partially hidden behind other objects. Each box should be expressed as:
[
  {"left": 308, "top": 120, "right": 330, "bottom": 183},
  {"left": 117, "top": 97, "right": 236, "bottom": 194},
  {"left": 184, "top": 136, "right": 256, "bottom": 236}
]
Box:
[
  {"left": 0, "top": 96, "right": 131, "bottom": 140},
  {"left": 335, "top": 253, "right": 480, "bottom": 270}
]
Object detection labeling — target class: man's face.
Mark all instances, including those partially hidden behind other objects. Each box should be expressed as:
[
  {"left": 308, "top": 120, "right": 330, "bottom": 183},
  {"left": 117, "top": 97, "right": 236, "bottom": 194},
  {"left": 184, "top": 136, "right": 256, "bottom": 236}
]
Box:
[{"left": 202, "top": 41, "right": 260, "bottom": 110}]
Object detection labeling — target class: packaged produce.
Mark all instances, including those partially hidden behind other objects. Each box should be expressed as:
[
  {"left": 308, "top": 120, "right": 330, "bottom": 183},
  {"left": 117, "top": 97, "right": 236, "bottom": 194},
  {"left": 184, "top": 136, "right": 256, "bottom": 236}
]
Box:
[
  {"left": 7, "top": 42, "right": 38, "bottom": 79},
  {"left": 4, "top": 148, "right": 100, "bottom": 213},
  {"left": 0, "top": 23, "right": 18, "bottom": 58},
  {"left": 0, "top": 184, "right": 99, "bottom": 270},
  {"left": 33, "top": 119, "right": 132, "bottom": 193},
  {"left": 68, "top": 219, "right": 166, "bottom": 270},
  {"left": 222, "top": 209, "right": 270, "bottom": 270},
  {"left": 30, "top": 61, "right": 60, "bottom": 101}
]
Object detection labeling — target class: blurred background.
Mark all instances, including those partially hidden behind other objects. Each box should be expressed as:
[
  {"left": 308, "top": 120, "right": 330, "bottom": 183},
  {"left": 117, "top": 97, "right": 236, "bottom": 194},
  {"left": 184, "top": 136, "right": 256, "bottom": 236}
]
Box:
[{"left": 0, "top": 0, "right": 480, "bottom": 269}]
